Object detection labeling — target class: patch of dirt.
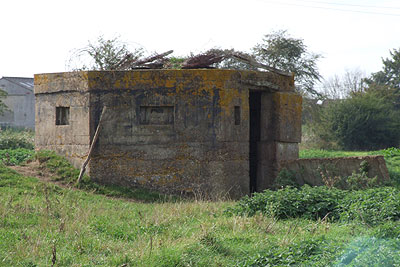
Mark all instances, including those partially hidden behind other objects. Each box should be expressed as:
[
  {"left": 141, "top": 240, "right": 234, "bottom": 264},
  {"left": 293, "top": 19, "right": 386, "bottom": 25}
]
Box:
[
  {"left": 8, "top": 162, "right": 155, "bottom": 203},
  {"left": 8, "top": 161, "right": 75, "bottom": 190}
]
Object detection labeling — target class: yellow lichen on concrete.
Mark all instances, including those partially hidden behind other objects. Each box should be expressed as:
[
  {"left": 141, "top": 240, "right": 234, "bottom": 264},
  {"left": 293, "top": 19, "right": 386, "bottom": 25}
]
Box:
[{"left": 272, "top": 92, "right": 302, "bottom": 142}]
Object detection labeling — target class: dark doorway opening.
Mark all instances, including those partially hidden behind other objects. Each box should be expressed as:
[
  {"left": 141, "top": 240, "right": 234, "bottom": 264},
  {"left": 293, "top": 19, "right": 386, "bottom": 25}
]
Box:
[{"left": 249, "top": 91, "right": 261, "bottom": 193}]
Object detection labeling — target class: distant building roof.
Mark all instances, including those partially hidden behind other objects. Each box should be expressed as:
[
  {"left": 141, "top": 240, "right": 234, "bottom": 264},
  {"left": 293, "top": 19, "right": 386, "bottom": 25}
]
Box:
[{"left": 1, "top": 77, "right": 34, "bottom": 91}]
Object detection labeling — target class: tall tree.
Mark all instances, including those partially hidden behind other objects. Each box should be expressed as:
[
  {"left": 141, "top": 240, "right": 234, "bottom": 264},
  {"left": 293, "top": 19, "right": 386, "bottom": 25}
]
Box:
[
  {"left": 69, "top": 36, "right": 144, "bottom": 71},
  {"left": 364, "top": 48, "right": 400, "bottom": 109},
  {"left": 365, "top": 48, "right": 400, "bottom": 89},
  {"left": 252, "top": 30, "right": 322, "bottom": 96}
]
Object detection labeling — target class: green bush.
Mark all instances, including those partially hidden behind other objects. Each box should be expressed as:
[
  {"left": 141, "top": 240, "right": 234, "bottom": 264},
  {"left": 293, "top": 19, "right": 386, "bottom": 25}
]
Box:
[
  {"left": 0, "top": 129, "right": 34, "bottom": 149},
  {"left": 227, "top": 186, "right": 400, "bottom": 225},
  {"left": 316, "top": 90, "right": 400, "bottom": 150}
]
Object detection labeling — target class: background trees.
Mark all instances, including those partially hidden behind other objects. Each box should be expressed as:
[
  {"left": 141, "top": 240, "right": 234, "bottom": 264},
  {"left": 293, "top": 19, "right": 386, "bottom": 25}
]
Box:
[
  {"left": 365, "top": 49, "right": 400, "bottom": 90},
  {"left": 316, "top": 90, "right": 400, "bottom": 150},
  {"left": 70, "top": 31, "right": 322, "bottom": 98},
  {"left": 309, "top": 49, "right": 400, "bottom": 150},
  {"left": 320, "top": 69, "right": 366, "bottom": 99}
]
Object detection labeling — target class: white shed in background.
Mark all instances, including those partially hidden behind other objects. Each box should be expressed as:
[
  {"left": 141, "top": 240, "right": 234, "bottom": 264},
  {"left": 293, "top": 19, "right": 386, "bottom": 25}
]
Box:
[{"left": 0, "top": 77, "right": 35, "bottom": 129}]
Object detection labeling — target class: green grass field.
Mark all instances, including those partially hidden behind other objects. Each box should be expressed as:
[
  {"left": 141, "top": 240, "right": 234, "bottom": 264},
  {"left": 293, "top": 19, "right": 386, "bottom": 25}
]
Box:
[
  {"left": 4, "top": 161, "right": 400, "bottom": 266},
  {"left": 1, "top": 129, "right": 400, "bottom": 266}
]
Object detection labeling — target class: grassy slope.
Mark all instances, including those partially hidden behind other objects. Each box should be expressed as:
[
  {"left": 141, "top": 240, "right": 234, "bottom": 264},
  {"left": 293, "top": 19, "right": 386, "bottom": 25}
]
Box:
[
  {"left": 1, "top": 132, "right": 400, "bottom": 266},
  {"left": 1, "top": 162, "right": 378, "bottom": 266}
]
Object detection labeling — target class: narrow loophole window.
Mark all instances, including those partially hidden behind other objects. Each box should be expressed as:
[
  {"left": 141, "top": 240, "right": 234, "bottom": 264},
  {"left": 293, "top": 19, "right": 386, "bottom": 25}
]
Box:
[
  {"left": 56, "top": 107, "right": 70, "bottom": 125},
  {"left": 234, "top": 106, "right": 240, "bottom": 125}
]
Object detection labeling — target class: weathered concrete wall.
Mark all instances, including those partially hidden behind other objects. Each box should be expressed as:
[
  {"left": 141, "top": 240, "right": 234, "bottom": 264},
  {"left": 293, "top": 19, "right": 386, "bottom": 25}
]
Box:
[
  {"left": 257, "top": 92, "right": 302, "bottom": 189},
  {"left": 34, "top": 73, "right": 91, "bottom": 167},
  {"left": 280, "top": 156, "right": 390, "bottom": 186},
  {"left": 34, "top": 69, "right": 301, "bottom": 198},
  {"left": 86, "top": 70, "right": 257, "bottom": 198}
]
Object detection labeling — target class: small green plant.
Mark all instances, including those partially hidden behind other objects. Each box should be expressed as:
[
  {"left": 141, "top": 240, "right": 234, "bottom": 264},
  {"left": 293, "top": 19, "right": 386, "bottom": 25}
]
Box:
[
  {"left": 318, "top": 163, "right": 344, "bottom": 189},
  {"left": 343, "top": 161, "right": 380, "bottom": 190},
  {"left": 382, "top": 147, "right": 400, "bottom": 158},
  {"left": 371, "top": 221, "right": 400, "bottom": 239},
  {"left": 0, "top": 148, "right": 34, "bottom": 166}
]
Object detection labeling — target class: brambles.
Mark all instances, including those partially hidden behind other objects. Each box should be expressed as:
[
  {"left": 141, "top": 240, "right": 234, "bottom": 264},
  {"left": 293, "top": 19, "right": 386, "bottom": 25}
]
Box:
[
  {"left": 225, "top": 186, "right": 345, "bottom": 220},
  {"left": 227, "top": 186, "right": 400, "bottom": 226},
  {"left": 339, "top": 187, "right": 400, "bottom": 226}
]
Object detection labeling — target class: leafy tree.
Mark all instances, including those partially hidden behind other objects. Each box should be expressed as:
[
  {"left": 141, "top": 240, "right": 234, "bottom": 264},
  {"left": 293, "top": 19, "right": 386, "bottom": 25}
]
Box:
[
  {"left": 365, "top": 48, "right": 400, "bottom": 89},
  {"left": 69, "top": 36, "right": 144, "bottom": 71},
  {"left": 364, "top": 48, "right": 400, "bottom": 109},
  {"left": 252, "top": 30, "right": 322, "bottom": 96}
]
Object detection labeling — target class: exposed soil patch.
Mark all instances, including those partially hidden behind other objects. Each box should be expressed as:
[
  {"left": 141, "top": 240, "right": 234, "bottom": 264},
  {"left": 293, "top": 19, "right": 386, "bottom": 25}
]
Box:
[
  {"left": 8, "top": 161, "right": 75, "bottom": 190},
  {"left": 8, "top": 161, "right": 154, "bottom": 203}
]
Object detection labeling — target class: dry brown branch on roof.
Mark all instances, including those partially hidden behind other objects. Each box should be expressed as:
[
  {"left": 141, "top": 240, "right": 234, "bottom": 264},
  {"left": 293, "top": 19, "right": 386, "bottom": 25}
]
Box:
[
  {"left": 112, "top": 50, "right": 174, "bottom": 70},
  {"left": 181, "top": 52, "right": 225, "bottom": 69}
]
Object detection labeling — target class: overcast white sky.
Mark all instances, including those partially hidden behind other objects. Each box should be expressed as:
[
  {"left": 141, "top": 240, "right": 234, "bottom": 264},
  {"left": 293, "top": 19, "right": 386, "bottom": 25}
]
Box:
[{"left": 1, "top": 0, "right": 400, "bottom": 82}]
